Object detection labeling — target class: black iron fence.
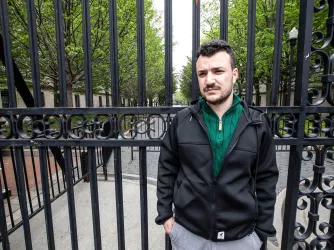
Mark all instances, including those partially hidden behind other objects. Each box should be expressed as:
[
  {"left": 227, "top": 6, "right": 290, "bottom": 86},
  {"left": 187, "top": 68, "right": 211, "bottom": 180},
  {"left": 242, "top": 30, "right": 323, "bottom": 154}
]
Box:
[
  {"left": 0, "top": 122, "right": 105, "bottom": 236},
  {"left": 0, "top": 0, "right": 333, "bottom": 250}
]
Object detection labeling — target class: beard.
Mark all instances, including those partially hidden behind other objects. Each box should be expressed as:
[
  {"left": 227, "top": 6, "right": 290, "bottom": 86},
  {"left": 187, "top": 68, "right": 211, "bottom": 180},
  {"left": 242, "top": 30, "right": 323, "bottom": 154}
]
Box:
[{"left": 201, "top": 81, "right": 233, "bottom": 105}]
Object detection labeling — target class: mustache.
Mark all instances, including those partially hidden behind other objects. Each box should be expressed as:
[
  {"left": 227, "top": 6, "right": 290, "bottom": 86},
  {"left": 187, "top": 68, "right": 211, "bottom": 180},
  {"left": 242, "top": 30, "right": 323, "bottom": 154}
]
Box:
[{"left": 203, "top": 84, "right": 221, "bottom": 92}]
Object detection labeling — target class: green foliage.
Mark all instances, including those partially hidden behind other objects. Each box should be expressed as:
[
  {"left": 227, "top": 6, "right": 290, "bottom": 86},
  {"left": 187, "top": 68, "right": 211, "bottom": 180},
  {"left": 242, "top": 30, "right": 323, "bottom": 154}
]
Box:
[
  {"left": 179, "top": 57, "right": 192, "bottom": 102},
  {"left": 4, "top": 0, "right": 168, "bottom": 107},
  {"left": 179, "top": 0, "right": 324, "bottom": 105}
]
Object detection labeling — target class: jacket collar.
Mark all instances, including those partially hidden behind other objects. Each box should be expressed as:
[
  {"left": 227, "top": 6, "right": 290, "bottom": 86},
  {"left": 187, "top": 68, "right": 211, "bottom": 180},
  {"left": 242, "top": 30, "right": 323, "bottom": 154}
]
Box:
[{"left": 190, "top": 98, "right": 263, "bottom": 126}]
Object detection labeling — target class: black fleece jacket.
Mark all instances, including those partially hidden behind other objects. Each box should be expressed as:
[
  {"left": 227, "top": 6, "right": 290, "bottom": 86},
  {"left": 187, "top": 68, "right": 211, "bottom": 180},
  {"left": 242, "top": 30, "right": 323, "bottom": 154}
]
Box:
[{"left": 156, "top": 100, "right": 278, "bottom": 242}]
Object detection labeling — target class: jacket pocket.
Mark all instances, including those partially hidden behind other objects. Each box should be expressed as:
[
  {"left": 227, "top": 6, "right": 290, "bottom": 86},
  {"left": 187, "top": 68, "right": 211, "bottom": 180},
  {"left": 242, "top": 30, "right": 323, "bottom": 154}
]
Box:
[
  {"left": 247, "top": 188, "right": 258, "bottom": 220},
  {"left": 174, "top": 178, "right": 197, "bottom": 209}
]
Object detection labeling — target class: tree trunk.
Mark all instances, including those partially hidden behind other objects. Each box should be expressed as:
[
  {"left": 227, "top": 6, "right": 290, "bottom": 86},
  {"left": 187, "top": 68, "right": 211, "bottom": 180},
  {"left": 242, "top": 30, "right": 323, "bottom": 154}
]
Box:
[
  {"left": 66, "top": 63, "right": 73, "bottom": 107},
  {"left": 266, "top": 82, "right": 271, "bottom": 106},
  {"left": 53, "top": 79, "right": 58, "bottom": 107},
  {"left": 254, "top": 82, "right": 260, "bottom": 106},
  {"left": 106, "top": 91, "right": 110, "bottom": 107}
]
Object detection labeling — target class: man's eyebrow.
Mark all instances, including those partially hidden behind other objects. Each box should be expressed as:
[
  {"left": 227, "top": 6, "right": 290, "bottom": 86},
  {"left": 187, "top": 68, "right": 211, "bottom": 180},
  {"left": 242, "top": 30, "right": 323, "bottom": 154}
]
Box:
[{"left": 211, "top": 66, "right": 225, "bottom": 70}]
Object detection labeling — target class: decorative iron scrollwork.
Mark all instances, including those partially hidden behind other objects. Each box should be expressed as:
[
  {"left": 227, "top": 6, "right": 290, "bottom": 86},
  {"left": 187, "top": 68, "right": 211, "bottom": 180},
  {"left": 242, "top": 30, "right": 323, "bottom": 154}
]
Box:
[
  {"left": 0, "top": 113, "right": 168, "bottom": 140},
  {"left": 275, "top": 113, "right": 297, "bottom": 138},
  {"left": 295, "top": 142, "right": 334, "bottom": 247}
]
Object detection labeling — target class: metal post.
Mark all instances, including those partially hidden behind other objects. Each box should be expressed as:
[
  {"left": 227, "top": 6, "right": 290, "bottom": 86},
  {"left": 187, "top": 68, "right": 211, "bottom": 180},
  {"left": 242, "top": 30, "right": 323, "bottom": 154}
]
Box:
[
  {"left": 137, "top": 0, "right": 146, "bottom": 107},
  {"left": 281, "top": 0, "right": 314, "bottom": 249},
  {"left": 165, "top": 0, "right": 173, "bottom": 106},
  {"left": 245, "top": 0, "right": 256, "bottom": 105},
  {"left": 139, "top": 147, "right": 148, "bottom": 250},
  {"left": 286, "top": 38, "right": 297, "bottom": 106},
  {"left": 270, "top": 0, "right": 285, "bottom": 106},
  {"left": 220, "top": 0, "right": 228, "bottom": 41},
  {"left": 192, "top": 0, "right": 200, "bottom": 101}
]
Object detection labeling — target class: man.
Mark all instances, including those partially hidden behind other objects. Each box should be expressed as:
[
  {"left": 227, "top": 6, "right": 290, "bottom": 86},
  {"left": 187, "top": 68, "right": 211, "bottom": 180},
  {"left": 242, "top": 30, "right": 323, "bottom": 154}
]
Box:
[{"left": 156, "top": 40, "right": 278, "bottom": 250}]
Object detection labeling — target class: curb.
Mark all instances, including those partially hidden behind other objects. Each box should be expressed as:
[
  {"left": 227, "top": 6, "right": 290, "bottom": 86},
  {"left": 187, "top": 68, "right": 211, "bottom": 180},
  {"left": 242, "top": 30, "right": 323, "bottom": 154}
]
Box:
[{"left": 101, "top": 172, "right": 157, "bottom": 187}]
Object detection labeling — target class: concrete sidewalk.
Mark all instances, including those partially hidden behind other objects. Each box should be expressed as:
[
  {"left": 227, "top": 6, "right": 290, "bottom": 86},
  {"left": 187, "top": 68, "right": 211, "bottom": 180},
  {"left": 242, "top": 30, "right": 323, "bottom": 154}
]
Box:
[
  {"left": 2, "top": 173, "right": 328, "bottom": 250},
  {"left": 1, "top": 175, "right": 165, "bottom": 250}
]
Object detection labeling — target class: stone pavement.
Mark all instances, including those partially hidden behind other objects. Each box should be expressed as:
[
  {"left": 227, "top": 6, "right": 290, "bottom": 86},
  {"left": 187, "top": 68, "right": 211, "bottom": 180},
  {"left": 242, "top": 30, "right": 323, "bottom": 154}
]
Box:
[
  {"left": 1, "top": 174, "right": 164, "bottom": 250},
  {"left": 2, "top": 146, "right": 333, "bottom": 249}
]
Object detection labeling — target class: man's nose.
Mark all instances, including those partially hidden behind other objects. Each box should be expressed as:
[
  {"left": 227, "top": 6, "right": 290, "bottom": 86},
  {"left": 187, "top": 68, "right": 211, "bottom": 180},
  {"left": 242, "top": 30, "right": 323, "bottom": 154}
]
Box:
[{"left": 205, "top": 72, "right": 215, "bottom": 84}]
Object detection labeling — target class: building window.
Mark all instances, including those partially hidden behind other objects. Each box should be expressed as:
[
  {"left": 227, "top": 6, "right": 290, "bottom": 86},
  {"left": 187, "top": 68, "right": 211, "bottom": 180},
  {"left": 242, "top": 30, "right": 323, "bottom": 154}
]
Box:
[
  {"left": 1, "top": 89, "right": 9, "bottom": 108},
  {"left": 74, "top": 94, "right": 80, "bottom": 107},
  {"left": 99, "top": 96, "right": 103, "bottom": 107}
]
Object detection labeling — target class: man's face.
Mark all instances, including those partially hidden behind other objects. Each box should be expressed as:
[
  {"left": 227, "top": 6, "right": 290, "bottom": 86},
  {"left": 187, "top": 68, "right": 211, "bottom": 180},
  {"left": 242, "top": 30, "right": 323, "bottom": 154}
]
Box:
[{"left": 196, "top": 51, "right": 238, "bottom": 105}]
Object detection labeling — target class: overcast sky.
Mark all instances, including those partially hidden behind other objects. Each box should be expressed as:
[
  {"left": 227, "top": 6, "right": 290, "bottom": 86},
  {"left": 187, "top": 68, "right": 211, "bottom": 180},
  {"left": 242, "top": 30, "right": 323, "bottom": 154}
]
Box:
[{"left": 153, "top": 0, "right": 193, "bottom": 74}]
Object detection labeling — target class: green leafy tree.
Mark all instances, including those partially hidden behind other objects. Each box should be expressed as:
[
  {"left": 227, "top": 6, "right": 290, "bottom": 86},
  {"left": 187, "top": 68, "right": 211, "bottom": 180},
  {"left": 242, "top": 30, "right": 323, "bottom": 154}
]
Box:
[
  {"left": 5, "top": 0, "right": 168, "bottom": 107},
  {"left": 179, "top": 57, "right": 192, "bottom": 102}
]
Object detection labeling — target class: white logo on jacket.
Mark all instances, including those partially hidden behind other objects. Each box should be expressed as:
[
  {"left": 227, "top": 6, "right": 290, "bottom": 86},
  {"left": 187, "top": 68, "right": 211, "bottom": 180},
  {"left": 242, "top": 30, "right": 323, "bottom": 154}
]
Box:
[{"left": 217, "top": 231, "right": 225, "bottom": 240}]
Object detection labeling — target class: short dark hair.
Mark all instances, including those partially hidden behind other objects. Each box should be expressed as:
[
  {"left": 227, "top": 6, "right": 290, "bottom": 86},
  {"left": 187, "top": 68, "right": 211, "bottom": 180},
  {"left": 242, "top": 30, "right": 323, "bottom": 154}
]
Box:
[{"left": 196, "top": 39, "right": 236, "bottom": 69}]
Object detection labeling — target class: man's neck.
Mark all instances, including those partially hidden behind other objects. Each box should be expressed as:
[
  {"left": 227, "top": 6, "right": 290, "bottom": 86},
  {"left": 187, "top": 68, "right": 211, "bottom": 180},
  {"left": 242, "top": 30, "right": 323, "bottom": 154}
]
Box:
[{"left": 207, "top": 93, "right": 234, "bottom": 118}]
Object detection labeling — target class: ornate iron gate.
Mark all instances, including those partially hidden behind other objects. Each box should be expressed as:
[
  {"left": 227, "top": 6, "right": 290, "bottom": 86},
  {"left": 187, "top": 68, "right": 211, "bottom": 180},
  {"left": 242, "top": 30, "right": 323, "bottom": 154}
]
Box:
[{"left": 0, "top": 0, "right": 333, "bottom": 249}]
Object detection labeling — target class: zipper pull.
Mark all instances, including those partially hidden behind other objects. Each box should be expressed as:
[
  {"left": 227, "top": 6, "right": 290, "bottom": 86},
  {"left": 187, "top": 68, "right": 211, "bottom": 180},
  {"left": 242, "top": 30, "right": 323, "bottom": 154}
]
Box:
[
  {"left": 218, "top": 118, "right": 222, "bottom": 131},
  {"left": 190, "top": 115, "right": 192, "bottom": 121}
]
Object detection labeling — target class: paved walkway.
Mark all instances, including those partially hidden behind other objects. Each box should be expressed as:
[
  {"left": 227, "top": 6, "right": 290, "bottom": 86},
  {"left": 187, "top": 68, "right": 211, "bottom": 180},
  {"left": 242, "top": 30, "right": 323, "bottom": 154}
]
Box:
[{"left": 2, "top": 146, "right": 333, "bottom": 250}]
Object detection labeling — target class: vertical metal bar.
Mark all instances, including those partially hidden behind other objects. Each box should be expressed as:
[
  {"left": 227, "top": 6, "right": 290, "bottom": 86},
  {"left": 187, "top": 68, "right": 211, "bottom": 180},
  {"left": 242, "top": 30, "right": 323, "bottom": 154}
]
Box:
[
  {"left": 81, "top": 2, "right": 101, "bottom": 243},
  {"left": 14, "top": 147, "right": 32, "bottom": 250},
  {"left": 10, "top": 147, "right": 19, "bottom": 199},
  {"left": 82, "top": 0, "right": 93, "bottom": 107},
  {"left": 88, "top": 148, "right": 102, "bottom": 250},
  {"left": 330, "top": 210, "right": 334, "bottom": 246},
  {"left": 139, "top": 147, "right": 148, "bottom": 250},
  {"left": 46, "top": 150, "right": 55, "bottom": 198},
  {"left": 165, "top": 234, "right": 172, "bottom": 250},
  {"left": 54, "top": 157, "right": 61, "bottom": 194},
  {"left": 220, "top": 0, "right": 228, "bottom": 41},
  {"left": 21, "top": 148, "right": 33, "bottom": 213},
  {"left": 0, "top": 148, "right": 14, "bottom": 227},
  {"left": 64, "top": 147, "right": 78, "bottom": 250},
  {"left": 75, "top": 148, "right": 80, "bottom": 179},
  {"left": 286, "top": 43, "right": 295, "bottom": 106},
  {"left": 0, "top": 177, "right": 10, "bottom": 250},
  {"left": 0, "top": 0, "right": 16, "bottom": 107},
  {"left": 192, "top": 0, "right": 200, "bottom": 101},
  {"left": 26, "top": 0, "right": 42, "bottom": 107},
  {"left": 137, "top": 0, "right": 146, "bottom": 106},
  {"left": 114, "top": 147, "right": 125, "bottom": 250},
  {"left": 109, "top": 0, "right": 120, "bottom": 107},
  {"left": 53, "top": 0, "right": 67, "bottom": 106},
  {"left": 245, "top": 0, "right": 256, "bottom": 105},
  {"left": 281, "top": 0, "right": 313, "bottom": 249},
  {"left": 39, "top": 147, "right": 55, "bottom": 250},
  {"left": 270, "top": 0, "right": 285, "bottom": 106},
  {"left": 30, "top": 147, "right": 41, "bottom": 207},
  {"left": 164, "top": 0, "right": 173, "bottom": 106}
]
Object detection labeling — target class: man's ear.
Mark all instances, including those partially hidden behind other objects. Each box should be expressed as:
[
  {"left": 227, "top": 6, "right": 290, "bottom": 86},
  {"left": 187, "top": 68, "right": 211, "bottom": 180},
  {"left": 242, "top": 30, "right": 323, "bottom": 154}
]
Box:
[{"left": 232, "top": 68, "right": 239, "bottom": 84}]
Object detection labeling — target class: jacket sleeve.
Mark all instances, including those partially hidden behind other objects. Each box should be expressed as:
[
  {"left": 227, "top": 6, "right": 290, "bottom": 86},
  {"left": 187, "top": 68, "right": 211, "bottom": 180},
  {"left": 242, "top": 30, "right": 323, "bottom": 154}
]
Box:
[
  {"left": 155, "top": 115, "right": 181, "bottom": 225},
  {"left": 254, "top": 114, "right": 279, "bottom": 242}
]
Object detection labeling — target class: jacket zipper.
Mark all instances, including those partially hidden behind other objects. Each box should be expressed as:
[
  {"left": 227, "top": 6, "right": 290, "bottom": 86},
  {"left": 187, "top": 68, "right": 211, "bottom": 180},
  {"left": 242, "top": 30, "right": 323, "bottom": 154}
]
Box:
[
  {"left": 215, "top": 121, "right": 251, "bottom": 180},
  {"left": 193, "top": 112, "right": 216, "bottom": 239},
  {"left": 194, "top": 111, "right": 256, "bottom": 240}
]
